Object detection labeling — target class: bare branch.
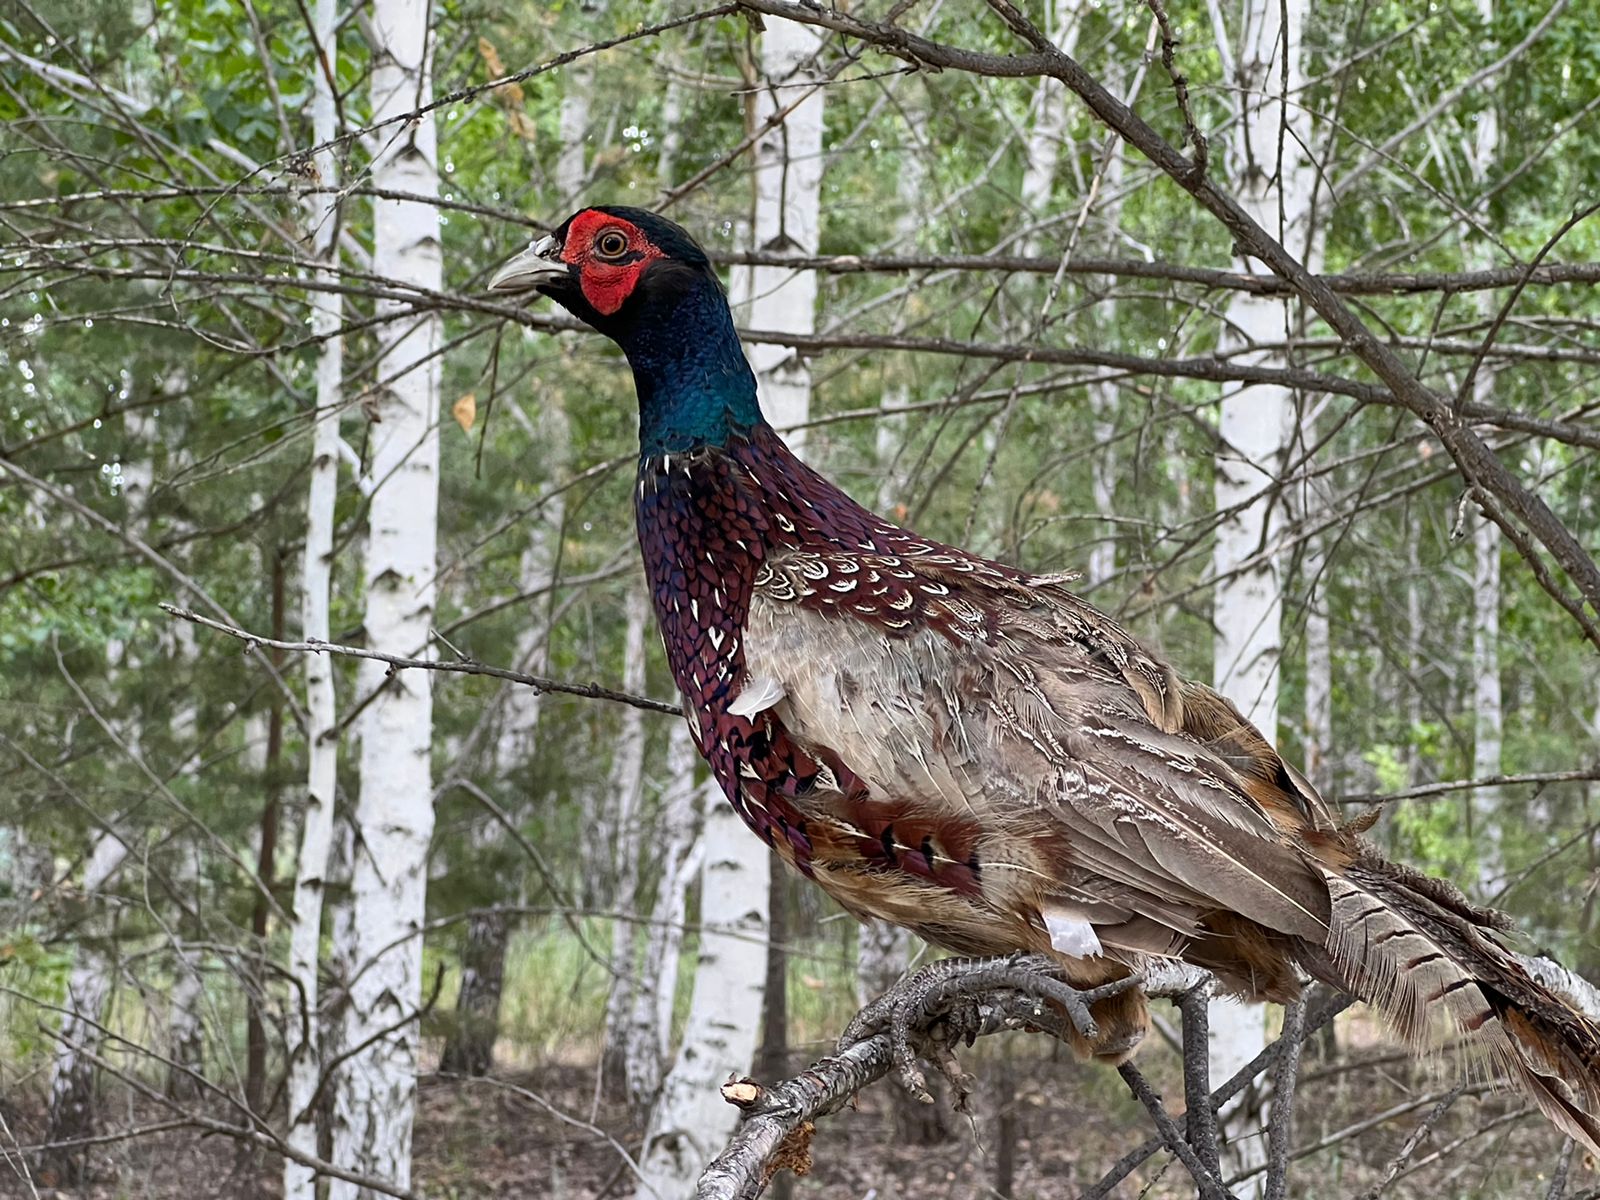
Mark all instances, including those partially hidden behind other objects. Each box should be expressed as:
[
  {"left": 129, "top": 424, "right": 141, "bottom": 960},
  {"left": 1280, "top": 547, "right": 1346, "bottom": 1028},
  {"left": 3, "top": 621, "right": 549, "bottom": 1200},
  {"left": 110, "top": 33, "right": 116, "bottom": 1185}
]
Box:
[{"left": 158, "top": 603, "right": 683, "bottom": 717}]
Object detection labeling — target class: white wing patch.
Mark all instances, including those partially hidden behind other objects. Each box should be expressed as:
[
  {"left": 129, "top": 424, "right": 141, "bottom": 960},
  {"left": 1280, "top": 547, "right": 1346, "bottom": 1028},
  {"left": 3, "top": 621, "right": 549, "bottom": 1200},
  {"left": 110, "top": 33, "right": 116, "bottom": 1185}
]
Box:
[
  {"left": 728, "top": 674, "right": 787, "bottom": 719},
  {"left": 1043, "top": 902, "right": 1104, "bottom": 959}
]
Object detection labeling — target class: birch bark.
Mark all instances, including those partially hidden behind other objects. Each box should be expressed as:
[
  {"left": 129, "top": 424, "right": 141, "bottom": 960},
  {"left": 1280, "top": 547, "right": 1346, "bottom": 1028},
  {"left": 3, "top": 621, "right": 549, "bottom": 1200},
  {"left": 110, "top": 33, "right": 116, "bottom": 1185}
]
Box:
[
  {"left": 623, "top": 723, "right": 705, "bottom": 1115},
  {"left": 441, "top": 395, "right": 571, "bottom": 1076},
  {"left": 601, "top": 587, "right": 651, "bottom": 1091},
  {"left": 328, "top": 1, "right": 441, "bottom": 1192},
  {"left": 1467, "top": 0, "right": 1503, "bottom": 894},
  {"left": 43, "top": 832, "right": 129, "bottom": 1185},
  {"left": 632, "top": 795, "right": 771, "bottom": 1200},
  {"left": 1209, "top": 0, "right": 1315, "bottom": 1190},
  {"left": 283, "top": 0, "right": 342, "bottom": 1191},
  {"left": 743, "top": 16, "right": 825, "bottom": 456}
]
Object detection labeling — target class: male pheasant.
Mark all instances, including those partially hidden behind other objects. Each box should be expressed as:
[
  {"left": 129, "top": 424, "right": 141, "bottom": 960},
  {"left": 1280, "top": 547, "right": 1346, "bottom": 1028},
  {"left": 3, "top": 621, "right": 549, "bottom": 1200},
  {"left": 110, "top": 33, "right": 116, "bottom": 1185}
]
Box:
[{"left": 491, "top": 206, "right": 1600, "bottom": 1155}]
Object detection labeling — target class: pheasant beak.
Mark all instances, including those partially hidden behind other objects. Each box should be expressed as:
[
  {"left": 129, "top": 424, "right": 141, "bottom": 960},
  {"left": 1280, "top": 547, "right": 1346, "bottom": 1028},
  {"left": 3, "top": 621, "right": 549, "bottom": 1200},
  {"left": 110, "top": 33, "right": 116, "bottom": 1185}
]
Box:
[{"left": 488, "top": 234, "right": 566, "bottom": 294}]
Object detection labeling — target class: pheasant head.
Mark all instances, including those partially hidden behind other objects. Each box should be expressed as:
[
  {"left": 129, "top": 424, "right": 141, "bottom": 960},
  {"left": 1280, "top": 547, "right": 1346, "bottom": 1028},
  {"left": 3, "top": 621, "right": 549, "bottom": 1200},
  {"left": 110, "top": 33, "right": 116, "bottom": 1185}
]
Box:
[{"left": 490, "top": 206, "right": 762, "bottom": 455}]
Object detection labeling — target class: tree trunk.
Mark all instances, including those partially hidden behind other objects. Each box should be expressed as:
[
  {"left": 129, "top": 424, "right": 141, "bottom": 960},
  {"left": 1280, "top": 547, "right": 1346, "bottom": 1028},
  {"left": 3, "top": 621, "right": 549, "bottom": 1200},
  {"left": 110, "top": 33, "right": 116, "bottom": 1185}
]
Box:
[
  {"left": 1303, "top": 532, "right": 1334, "bottom": 792},
  {"left": 758, "top": 866, "right": 789, "bottom": 1084},
  {"left": 623, "top": 722, "right": 704, "bottom": 1116},
  {"left": 328, "top": 3, "right": 442, "bottom": 1193},
  {"left": 439, "top": 909, "right": 508, "bottom": 1076},
  {"left": 601, "top": 587, "right": 651, "bottom": 1094},
  {"left": 1017, "top": 0, "right": 1081, "bottom": 236},
  {"left": 43, "top": 833, "right": 129, "bottom": 1186},
  {"left": 758, "top": 867, "right": 793, "bottom": 1200},
  {"left": 1466, "top": 0, "right": 1503, "bottom": 895},
  {"left": 554, "top": 56, "right": 593, "bottom": 205},
  {"left": 283, "top": 2, "right": 344, "bottom": 1186},
  {"left": 743, "top": 14, "right": 826, "bottom": 456},
  {"left": 440, "top": 395, "right": 573, "bottom": 1075},
  {"left": 1210, "top": 0, "right": 1315, "bottom": 1191},
  {"left": 166, "top": 845, "right": 206, "bottom": 1101},
  {"left": 633, "top": 795, "right": 770, "bottom": 1200},
  {"left": 1470, "top": 510, "right": 1503, "bottom": 882}
]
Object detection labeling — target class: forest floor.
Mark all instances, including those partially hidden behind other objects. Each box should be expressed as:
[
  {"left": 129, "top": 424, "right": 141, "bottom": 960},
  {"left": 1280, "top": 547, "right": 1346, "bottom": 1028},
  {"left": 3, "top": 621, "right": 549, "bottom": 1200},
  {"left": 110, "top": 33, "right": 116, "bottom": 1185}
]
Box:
[{"left": 3, "top": 1028, "right": 1592, "bottom": 1199}]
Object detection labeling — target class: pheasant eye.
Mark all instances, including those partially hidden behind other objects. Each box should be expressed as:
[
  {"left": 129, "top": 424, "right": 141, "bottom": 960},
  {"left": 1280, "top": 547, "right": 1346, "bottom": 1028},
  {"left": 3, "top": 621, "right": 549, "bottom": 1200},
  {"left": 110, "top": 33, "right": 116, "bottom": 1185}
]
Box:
[{"left": 594, "top": 230, "right": 629, "bottom": 259}]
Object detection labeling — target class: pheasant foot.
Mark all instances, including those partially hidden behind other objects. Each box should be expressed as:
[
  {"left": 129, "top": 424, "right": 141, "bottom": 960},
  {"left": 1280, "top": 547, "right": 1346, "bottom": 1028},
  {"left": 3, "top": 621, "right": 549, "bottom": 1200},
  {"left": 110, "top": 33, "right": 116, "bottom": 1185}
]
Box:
[{"left": 839, "top": 953, "right": 1143, "bottom": 1104}]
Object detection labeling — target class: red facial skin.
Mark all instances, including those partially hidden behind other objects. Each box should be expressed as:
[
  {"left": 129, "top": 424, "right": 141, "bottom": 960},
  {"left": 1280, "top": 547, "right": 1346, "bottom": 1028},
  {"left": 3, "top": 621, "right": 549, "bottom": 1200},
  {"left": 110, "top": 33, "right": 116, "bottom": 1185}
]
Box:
[{"left": 561, "top": 210, "right": 665, "bottom": 316}]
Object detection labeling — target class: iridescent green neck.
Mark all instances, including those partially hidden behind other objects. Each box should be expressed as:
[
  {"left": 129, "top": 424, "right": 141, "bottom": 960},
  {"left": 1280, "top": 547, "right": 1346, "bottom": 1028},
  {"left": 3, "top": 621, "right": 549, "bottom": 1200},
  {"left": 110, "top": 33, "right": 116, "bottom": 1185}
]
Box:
[{"left": 616, "top": 275, "right": 763, "bottom": 455}]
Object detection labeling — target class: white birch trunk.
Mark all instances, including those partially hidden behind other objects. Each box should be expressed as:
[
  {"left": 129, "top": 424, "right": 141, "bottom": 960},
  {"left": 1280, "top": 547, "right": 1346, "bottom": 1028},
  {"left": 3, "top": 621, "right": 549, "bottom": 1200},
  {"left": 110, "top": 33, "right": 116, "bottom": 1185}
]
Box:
[
  {"left": 623, "top": 723, "right": 705, "bottom": 1114},
  {"left": 555, "top": 58, "right": 594, "bottom": 205},
  {"left": 1017, "top": 0, "right": 1081, "bottom": 235},
  {"left": 284, "top": 0, "right": 343, "bottom": 1191},
  {"left": 442, "top": 405, "right": 571, "bottom": 1076},
  {"left": 329, "top": 3, "right": 441, "bottom": 1193},
  {"left": 656, "top": 76, "right": 684, "bottom": 191},
  {"left": 744, "top": 16, "right": 825, "bottom": 456},
  {"left": 601, "top": 587, "right": 651, "bottom": 1085},
  {"left": 1210, "top": 0, "right": 1314, "bottom": 1190},
  {"left": 47, "top": 431, "right": 158, "bottom": 1171},
  {"left": 633, "top": 794, "right": 771, "bottom": 1200},
  {"left": 45, "top": 832, "right": 130, "bottom": 1181},
  {"left": 1086, "top": 122, "right": 1126, "bottom": 590},
  {"left": 1470, "top": 510, "right": 1502, "bottom": 876},
  {"left": 1467, "top": 0, "right": 1503, "bottom": 894}
]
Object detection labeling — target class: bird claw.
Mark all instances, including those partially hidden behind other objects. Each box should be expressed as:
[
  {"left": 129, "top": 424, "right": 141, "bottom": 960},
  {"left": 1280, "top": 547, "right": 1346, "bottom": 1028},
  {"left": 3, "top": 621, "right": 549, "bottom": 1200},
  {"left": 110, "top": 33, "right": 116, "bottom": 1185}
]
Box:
[{"left": 840, "top": 954, "right": 1141, "bottom": 1106}]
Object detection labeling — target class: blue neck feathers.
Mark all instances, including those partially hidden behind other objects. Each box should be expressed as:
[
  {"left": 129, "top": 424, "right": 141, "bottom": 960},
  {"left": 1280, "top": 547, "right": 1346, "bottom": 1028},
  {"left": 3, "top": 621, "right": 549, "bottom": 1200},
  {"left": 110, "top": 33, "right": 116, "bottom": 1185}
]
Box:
[{"left": 616, "top": 276, "right": 764, "bottom": 455}]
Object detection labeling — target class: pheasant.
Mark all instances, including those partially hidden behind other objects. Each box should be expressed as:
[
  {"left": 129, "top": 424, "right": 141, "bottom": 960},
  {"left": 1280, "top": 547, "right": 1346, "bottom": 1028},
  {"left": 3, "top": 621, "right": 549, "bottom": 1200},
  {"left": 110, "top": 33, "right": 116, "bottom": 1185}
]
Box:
[{"left": 491, "top": 205, "right": 1600, "bottom": 1155}]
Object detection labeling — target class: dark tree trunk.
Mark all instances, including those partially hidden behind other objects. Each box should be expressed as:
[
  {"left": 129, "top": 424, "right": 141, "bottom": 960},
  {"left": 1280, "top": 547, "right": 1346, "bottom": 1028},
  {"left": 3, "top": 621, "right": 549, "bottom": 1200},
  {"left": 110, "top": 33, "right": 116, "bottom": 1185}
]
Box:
[
  {"left": 757, "top": 861, "right": 789, "bottom": 1083},
  {"left": 440, "top": 909, "right": 510, "bottom": 1076},
  {"left": 758, "top": 862, "right": 791, "bottom": 1200},
  {"left": 994, "top": 1049, "right": 1018, "bottom": 1197}
]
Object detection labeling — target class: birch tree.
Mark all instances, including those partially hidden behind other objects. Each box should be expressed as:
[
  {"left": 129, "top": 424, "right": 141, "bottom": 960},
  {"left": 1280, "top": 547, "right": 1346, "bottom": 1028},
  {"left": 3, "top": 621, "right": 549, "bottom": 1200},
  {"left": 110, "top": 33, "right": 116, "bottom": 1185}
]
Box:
[
  {"left": 632, "top": 795, "right": 771, "bottom": 1200},
  {"left": 1467, "top": 0, "right": 1504, "bottom": 895},
  {"left": 742, "top": 15, "right": 826, "bottom": 454},
  {"left": 623, "top": 723, "right": 705, "bottom": 1115},
  {"left": 283, "top": 0, "right": 343, "bottom": 1191},
  {"left": 328, "top": 2, "right": 442, "bottom": 1192},
  {"left": 601, "top": 586, "right": 651, "bottom": 1090},
  {"left": 43, "top": 831, "right": 129, "bottom": 1185},
  {"left": 1209, "top": 0, "right": 1315, "bottom": 1188}
]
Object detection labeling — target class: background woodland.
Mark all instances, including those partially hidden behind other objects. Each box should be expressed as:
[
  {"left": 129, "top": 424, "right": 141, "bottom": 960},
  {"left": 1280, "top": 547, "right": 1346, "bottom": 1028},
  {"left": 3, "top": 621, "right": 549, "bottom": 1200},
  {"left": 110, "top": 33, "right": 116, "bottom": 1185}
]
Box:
[{"left": 1, "top": 0, "right": 1599, "bottom": 1197}]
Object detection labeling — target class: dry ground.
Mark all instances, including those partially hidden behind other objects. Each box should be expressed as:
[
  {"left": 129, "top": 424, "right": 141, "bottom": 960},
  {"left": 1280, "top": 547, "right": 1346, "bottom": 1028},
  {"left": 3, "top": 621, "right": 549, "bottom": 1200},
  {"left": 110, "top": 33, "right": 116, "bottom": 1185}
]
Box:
[{"left": 3, "top": 1025, "right": 1593, "bottom": 1199}]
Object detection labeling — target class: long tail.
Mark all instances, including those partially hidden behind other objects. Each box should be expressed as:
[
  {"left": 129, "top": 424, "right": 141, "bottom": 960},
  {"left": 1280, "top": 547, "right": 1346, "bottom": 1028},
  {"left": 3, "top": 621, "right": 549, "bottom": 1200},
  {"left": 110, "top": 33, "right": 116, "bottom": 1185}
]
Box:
[{"left": 1296, "top": 850, "right": 1600, "bottom": 1156}]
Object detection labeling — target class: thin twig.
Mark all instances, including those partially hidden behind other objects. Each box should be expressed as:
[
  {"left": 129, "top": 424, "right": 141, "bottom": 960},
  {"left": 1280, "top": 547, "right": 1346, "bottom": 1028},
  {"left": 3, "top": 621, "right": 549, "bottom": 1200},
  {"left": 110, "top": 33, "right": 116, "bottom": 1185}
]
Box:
[
  {"left": 158, "top": 602, "right": 681, "bottom": 717},
  {"left": 1353, "top": 1082, "right": 1468, "bottom": 1200},
  {"left": 1117, "top": 1060, "right": 1237, "bottom": 1200}
]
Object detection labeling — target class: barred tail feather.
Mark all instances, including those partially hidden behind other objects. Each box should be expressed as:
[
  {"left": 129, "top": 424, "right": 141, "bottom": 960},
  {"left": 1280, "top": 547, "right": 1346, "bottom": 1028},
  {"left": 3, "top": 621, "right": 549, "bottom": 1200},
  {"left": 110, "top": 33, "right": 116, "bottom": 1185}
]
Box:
[{"left": 1301, "top": 857, "right": 1600, "bottom": 1157}]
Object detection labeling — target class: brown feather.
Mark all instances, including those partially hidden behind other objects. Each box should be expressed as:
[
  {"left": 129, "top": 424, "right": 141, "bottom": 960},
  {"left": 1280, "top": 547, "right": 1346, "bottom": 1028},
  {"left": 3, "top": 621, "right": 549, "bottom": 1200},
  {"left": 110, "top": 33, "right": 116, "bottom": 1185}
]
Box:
[{"left": 736, "top": 549, "right": 1599, "bottom": 1152}]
